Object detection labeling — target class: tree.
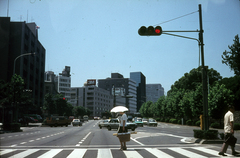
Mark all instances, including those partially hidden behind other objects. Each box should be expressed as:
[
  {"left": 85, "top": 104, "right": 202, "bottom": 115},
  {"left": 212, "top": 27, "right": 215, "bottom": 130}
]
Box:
[
  {"left": 43, "top": 93, "right": 73, "bottom": 117},
  {"left": 168, "top": 67, "right": 222, "bottom": 95},
  {"left": 219, "top": 76, "right": 240, "bottom": 110},
  {"left": 222, "top": 34, "right": 240, "bottom": 76},
  {"left": 208, "top": 82, "right": 234, "bottom": 123}
]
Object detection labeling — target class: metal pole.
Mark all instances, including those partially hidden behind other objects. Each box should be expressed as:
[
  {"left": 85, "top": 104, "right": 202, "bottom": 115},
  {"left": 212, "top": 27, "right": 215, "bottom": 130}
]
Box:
[
  {"left": 199, "top": 4, "right": 209, "bottom": 131},
  {"left": 12, "top": 52, "right": 35, "bottom": 123},
  {"left": 13, "top": 52, "right": 35, "bottom": 75}
]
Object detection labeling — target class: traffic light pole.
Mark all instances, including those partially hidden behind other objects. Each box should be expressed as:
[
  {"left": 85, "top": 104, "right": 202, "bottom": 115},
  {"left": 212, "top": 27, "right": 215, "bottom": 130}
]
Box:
[
  {"left": 159, "top": 4, "right": 209, "bottom": 131},
  {"left": 198, "top": 4, "right": 209, "bottom": 131}
]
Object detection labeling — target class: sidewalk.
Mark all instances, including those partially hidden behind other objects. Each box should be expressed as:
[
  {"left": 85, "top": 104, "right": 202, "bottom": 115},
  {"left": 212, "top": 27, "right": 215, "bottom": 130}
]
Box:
[{"left": 183, "top": 127, "right": 240, "bottom": 144}]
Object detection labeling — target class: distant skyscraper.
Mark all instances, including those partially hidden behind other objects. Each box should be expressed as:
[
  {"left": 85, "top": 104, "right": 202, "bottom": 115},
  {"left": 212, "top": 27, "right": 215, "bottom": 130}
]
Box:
[
  {"left": 57, "top": 66, "right": 71, "bottom": 100},
  {"left": 146, "top": 84, "right": 164, "bottom": 103},
  {"left": 98, "top": 73, "right": 137, "bottom": 113},
  {"left": 130, "top": 72, "right": 146, "bottom": 112}
]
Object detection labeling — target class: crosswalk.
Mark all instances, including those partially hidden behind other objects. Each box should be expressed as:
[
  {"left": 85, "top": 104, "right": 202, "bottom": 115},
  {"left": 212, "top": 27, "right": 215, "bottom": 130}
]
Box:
[{"left": 0, "top": 147, "right": 237, "bottom": 158}]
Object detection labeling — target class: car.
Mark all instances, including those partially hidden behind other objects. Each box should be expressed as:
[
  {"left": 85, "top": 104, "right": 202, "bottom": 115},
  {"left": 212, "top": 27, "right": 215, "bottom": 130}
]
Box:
[
  {"left": 142, "top": 118, "right": 148, "bottom": 125},
  {"left": 134, "top": 118, "right": 143, "bottom": 127},
  {"left": 98, "top": 119, "right": 109, "bottom": 129},
  {"left": 100, "top": 118, "right": 137, "bottom": 131},
  {"left": 147, "top": 119, "right": 158, "bottom": 127},
  {"left": 94, "top": 117, "right": 100, "bottom": 120},
  {"left": 72, "top": 119, "right": 82, "bottom": 126},
  {"left": 126, "top": 121, "right": 138, "bottom": 131}
]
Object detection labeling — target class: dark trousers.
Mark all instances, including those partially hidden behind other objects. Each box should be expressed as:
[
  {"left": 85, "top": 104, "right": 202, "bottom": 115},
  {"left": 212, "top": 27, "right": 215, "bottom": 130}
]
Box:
[{"left": 220, "top": 133, "right": 237, "bottom": 153}]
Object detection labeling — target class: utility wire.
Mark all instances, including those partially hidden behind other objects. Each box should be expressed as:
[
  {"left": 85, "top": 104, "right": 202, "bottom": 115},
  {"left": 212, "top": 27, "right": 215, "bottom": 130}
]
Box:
[{"left": 153, "top": 10, "right": 198, "bottom": 26}]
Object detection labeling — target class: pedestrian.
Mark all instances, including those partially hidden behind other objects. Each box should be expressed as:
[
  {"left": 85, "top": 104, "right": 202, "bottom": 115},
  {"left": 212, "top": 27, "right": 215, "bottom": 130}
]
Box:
[
  {"left": 117, "top": 111, "right": 128, "bottom": 150},
  {"left": 219, "top": 105, "right": 239, "bottom": 156}
]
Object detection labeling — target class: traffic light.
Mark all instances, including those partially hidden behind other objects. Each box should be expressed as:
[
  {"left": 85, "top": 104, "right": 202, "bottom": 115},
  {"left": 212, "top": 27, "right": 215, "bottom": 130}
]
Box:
[
  {"left": 63, "top": 98, "right": 66, "bottom": 100},
  {"left": 138, "top": 26, "right": 162, "bottom": 36}
]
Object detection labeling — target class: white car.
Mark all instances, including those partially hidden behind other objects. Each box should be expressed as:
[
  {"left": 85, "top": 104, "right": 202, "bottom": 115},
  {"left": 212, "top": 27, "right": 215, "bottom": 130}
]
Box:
[{"left": 72, "top": 119, "right": 82, "bottom": 126}]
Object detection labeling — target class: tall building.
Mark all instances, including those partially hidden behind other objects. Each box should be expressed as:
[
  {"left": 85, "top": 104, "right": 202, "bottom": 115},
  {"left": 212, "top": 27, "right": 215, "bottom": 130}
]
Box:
[
  {"left": 70, "top": 80, "right": 113, "bottom": 117},
  {"left": 130, "top": 72, "right": 146, "bottom": 112},
  {"left": 146, "top": 84, "right": 164, "bottom": 103},
  {"left": 98, "top": 73, "right": 137, "bottom": 113},
  {"left": 0, "top": 17, "right": 45, "bottom": 109},
  {"left": 44, "top": 71, "right": 58, "bottom": 96},
  {"left": 57, "top": 66, "right": 71, "bottom": 100}
]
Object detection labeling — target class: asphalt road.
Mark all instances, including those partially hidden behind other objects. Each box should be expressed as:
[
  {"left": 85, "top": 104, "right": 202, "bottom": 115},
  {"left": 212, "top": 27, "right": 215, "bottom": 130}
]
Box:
[{"left": 1, "top": 120, "right": 240, "bottom": 158}]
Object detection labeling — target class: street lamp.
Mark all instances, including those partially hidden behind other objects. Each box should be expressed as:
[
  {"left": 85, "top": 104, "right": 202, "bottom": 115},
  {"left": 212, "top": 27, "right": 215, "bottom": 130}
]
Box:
[
  {"left": 12, "top": 52, "right": 35, "bottom": 123},
  {"left": 13, "top": 52, "right": 35, "bottom": 75}
]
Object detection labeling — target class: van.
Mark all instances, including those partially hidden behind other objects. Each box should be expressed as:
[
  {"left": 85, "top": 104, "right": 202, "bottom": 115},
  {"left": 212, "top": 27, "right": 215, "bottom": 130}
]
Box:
[
  {"left": 83, "top": 115, "right": 88, "bottom": 121},
  {"left": 46, "top": 116, "right": 69, "bottom": 127}
]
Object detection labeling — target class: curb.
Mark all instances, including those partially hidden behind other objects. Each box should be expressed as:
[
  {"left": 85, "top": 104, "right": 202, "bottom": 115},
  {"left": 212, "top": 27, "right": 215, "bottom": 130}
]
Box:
[{"left": 195, "top": 139, "right": 224, "bottom": 144}]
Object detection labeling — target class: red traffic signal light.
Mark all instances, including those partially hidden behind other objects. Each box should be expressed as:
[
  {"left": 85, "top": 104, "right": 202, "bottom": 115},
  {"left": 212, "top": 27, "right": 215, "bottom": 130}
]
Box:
[
  {"left": 63, "top": 98, "right": 65, "bottom": 100},
  {"left": 138, "top": 26, "right": 162, "bottom": 36}
]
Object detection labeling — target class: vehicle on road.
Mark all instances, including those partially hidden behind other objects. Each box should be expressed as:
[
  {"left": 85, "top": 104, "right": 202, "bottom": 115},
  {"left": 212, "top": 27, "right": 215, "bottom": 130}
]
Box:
[
  {"left": 147, "top": 119, "right": 158, "bottom": 127},
  {"left": 83, "top": 115, "right": 89, "bottom": 121},
  {"left": 99, "top": 118, "right": 137, "bottom": 131},
  {"left": 98, "top": 119, "right": 109, "bottom": 129},
  {"left": 94, "top": 117, "right": 100, "bottom": 120},
  {"left": 142, "top": 118, "right": 148, "bottom": 125},
  {"left": 133, "top": 117, "right": 144, "bottom": 127},
  {"left": 46, "top": 116, "right": 69, "bottom": 127},
  {"left": 72, "top": 119, "right": 82, "bottom": 126}
]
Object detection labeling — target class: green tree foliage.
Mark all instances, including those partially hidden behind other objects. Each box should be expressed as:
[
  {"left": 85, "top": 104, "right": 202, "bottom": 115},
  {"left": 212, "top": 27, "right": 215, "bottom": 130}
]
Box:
[
  {"left": 168, "top": 67, "right": 222, "bottom": 95},
  {"left": 222, "top": 34, "right": 240, "bottom": 76},
  {"left": 0, "top": 75, "right": 34, "bottom": 123},
  {"left": 43, "top": 93, "right": 73, "bottom": 117},
  {"left": 139, "top": 67, "right": 234, "bottom": 124},
  {"left": 219, "top": 76, "right": 240, "bottom": 110},
  {"left": 208, "top": 82, "right": 234, "bottom": 120}
]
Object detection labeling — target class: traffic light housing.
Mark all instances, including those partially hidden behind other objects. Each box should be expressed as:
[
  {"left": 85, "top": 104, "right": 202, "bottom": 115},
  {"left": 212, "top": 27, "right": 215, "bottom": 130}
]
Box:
[{"left": 138, "top": 26, "right": 162, "bottom": 36}]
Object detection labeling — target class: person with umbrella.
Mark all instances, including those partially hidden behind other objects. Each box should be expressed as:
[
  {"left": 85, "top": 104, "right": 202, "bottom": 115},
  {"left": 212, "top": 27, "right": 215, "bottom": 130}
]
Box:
[
  {"left": 110, "top": 106, "right": 129, "bottom": 150},
  {"left": 118, "top": 110, "right": 128, "bottom": 150}
]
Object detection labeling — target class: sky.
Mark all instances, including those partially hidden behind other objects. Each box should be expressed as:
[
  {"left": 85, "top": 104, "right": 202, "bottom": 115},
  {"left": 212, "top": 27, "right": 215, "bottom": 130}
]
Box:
[{"left": 1, "top": 0, "right": 240, "bottom": 94}]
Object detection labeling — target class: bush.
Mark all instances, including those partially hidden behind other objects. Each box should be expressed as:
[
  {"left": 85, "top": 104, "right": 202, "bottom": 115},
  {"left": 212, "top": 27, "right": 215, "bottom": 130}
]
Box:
[
  {"left": 177, "top": 120, "right": 181, "bottom": 124},
  {"left": 186, "top": 120, "right": 192, "bottom": 126},
  {"left": 155, "top": 118, "right": 161, "bottom": 122},
  {"left": 2, "top": 123, "right": 21, "bottom": 132},
  {"left": 165, "top": 118, "right": 170, "bottom": 123},
  {"left": 193, "top": 129, "right": 219, "bottom": 139},
  {"left": 195, "top": 120, "right": 201, "bottom": 126},
  {"left": 234, "top": 123, "right": 240, "bottom": 130},
  {"left": 210, "top": 122, "right": 220, "bottom": 129},
  {"left": 169, "top": 119, "right": 177, "bottom": 124}
]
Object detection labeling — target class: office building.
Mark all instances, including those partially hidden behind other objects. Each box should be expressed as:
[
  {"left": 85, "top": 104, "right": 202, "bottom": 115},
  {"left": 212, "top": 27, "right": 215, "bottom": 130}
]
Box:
[
  {"left": 130, "top": 72, "right": 146, "bottom": 112},
  {"left": 44, "top": 71, "right": 58, "bottom": 96},
  {"left": 98, "top": 73, "right": 137, "bottom": 113},
  {"left": 146, "top": 84, "right": 164, "bottom": 103},
  {"left": 0, "top": 17, "right": 45, "bottom": 109},
  {"left": 70, "top": 80, "right": 113, "bottom": 117},
  {"left": 57, "top": 66, "right": 71, "bottom": 100}
]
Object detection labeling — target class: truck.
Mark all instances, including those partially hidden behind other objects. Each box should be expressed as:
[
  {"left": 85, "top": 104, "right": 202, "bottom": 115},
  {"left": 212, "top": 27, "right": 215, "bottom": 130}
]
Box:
[
  {"left": 45, "top": 116, "right": 69, "bottom": 127},
  {"left": 83, "top": 115, "right": 88, "bottom": 121}
]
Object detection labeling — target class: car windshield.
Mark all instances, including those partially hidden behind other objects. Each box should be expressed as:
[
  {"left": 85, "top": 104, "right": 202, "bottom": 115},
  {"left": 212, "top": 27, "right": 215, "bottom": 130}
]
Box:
[
  {"left": 74, "top": 120, "right": 79, "bottom": 122},
  {"left": 137, "top": 119, "right": 142, "bottom": 122}
]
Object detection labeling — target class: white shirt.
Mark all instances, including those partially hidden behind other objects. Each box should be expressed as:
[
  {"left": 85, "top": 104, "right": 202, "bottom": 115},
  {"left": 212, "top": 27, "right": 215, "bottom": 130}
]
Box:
[
  {"left": 224, "top": 111, "right": 234, "bottom": 133},
  {"left": 120, "top": 113, "right": 127, "bottom": 127}
]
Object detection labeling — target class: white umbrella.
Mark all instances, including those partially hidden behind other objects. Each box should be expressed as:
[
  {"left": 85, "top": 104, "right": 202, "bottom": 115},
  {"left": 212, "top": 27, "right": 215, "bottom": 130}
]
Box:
[{"left": 110, "top": 106, "right": 128, "bottom": 113}]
